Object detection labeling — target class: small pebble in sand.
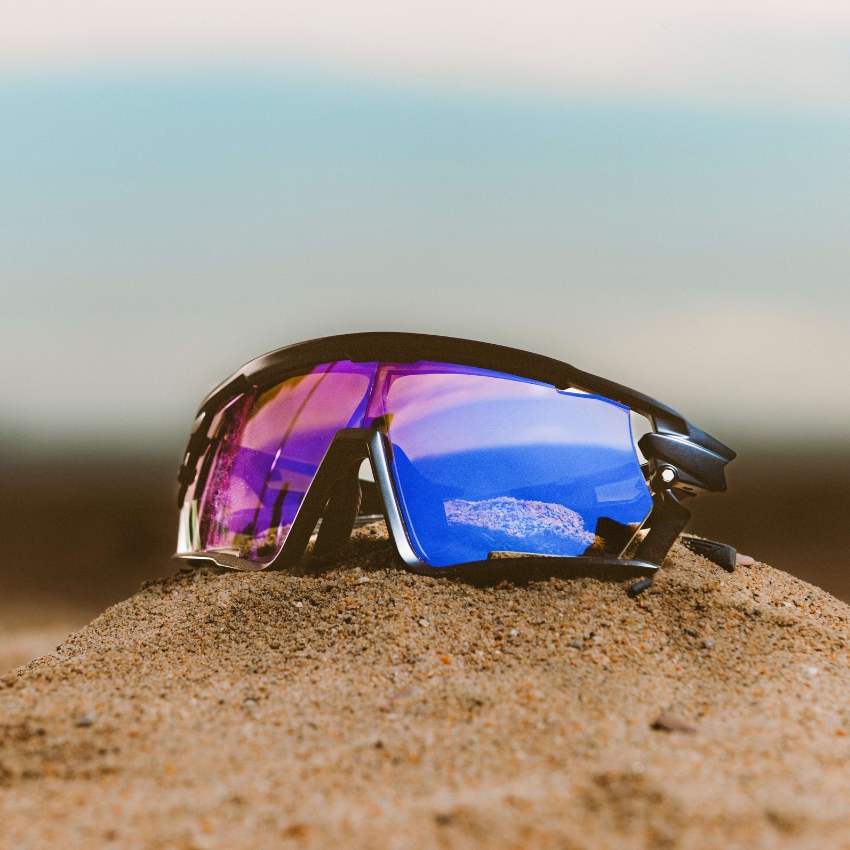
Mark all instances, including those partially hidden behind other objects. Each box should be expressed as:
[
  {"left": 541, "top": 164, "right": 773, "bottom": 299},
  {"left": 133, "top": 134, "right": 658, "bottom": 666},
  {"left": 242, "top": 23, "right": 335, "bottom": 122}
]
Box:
[
  {"left": 652, "top": 714, "right": 697, "bottom": 734},
  {"left": 736, "top": 554, "right": 756, "bottom": 567}
]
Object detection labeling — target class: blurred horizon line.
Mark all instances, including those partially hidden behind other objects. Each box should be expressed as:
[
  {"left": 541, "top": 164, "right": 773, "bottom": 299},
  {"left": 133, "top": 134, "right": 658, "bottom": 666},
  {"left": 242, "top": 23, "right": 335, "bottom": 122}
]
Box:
[{"left": 3, "top": 430, "right": 849, "bottom": 468}]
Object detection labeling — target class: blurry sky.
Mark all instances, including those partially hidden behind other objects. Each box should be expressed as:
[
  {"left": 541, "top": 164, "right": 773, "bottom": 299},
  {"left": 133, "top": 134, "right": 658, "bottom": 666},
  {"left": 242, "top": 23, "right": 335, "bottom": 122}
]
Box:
[{"left": 1, "top": 1, "right": 849, "bottom": 456}]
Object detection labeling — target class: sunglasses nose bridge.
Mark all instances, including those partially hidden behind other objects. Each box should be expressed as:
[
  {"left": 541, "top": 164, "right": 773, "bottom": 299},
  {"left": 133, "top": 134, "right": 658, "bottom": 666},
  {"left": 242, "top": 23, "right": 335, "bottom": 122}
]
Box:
[{"left": 311, "top": 429, "right": 378, "bottom": 561}]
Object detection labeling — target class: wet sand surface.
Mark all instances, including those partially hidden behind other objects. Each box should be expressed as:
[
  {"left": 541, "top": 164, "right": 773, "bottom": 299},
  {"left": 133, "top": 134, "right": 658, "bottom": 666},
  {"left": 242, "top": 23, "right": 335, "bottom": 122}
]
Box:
[{"left": 3, "top": 523, "right": 850, "bottom": 849}]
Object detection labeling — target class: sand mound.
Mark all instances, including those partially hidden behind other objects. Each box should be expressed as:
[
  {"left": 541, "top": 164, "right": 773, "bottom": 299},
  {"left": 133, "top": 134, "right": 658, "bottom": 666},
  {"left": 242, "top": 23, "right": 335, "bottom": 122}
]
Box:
[{"left": 3, "top": 523, "right": 850, "bottom": 849}]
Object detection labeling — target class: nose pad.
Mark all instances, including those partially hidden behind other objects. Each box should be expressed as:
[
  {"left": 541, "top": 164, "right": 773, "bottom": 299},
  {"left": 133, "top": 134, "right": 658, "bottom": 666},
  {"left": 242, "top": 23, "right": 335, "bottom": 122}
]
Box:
[{"left": 312, "top": 468, "right": 363, "bottom": 561}]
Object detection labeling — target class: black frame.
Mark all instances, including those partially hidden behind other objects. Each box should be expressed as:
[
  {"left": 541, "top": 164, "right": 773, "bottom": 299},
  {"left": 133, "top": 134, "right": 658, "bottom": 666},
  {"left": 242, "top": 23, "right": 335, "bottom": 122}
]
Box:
[{"left": 175, "top": 332, "right": 735, "bottom": 583}]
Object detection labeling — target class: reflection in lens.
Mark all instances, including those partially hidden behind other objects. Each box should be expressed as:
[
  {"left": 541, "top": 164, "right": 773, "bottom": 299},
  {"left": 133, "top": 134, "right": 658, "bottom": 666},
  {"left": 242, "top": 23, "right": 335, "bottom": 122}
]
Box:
[
  {"left": 445, "top": 496, "right": 596, "bottom": 551},
  {"left": 179, "top": 361, "right": 377, "bottom": 564},
  {"left": 368, "top": 363, "right": 652, "bottom": 567}
]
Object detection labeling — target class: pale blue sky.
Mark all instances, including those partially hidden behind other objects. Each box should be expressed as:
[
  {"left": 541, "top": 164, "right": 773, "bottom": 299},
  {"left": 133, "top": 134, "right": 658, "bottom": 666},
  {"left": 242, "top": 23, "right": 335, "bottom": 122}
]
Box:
[{"left": 1, "top": 62, "right": 849, "bottom": 454}]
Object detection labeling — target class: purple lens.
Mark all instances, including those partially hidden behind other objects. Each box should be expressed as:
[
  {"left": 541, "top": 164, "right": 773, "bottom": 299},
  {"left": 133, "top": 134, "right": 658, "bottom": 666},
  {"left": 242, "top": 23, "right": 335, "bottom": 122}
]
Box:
[
  {"left": 182, "top": 361, "right": 377, "bottom": 563},
  {"left": 366, "top": 362, "right": 652, "bottom": 567}
]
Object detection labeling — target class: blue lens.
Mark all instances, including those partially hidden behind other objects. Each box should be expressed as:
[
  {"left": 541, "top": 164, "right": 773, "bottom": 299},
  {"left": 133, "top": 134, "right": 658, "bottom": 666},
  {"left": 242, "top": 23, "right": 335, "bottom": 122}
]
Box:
[{"left": 377, "top": 363, "right": 653, "bottom": 567}]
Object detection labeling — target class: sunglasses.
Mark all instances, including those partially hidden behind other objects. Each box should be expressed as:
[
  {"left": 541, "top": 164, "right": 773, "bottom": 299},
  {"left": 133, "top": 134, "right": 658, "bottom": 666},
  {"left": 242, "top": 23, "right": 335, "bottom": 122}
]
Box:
[{"left": 175, "top": 333, "right": 736, "bottom": 588}]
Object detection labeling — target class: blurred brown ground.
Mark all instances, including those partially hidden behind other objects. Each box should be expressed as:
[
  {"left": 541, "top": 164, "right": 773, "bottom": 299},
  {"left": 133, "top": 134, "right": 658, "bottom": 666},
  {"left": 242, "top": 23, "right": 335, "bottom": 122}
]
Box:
[
  {"left": 686, "top": 449, "right": 850, "bottom": 600},
  {"left": 0, "top": 457, "right": 177, "bottom": 671},
  {"left": 1, "top": 448, "right": 848, "bottom": 671}
]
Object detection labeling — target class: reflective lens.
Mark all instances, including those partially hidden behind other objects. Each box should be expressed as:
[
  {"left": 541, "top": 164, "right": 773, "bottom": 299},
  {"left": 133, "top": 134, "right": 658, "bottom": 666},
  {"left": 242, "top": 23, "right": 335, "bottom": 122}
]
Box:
[
  {"left": 368, "top": 363, "right": 652, "bottom": 567},
  {"left": 180, "top": 361, "right": 377, "bottom": 563},
  {"left": 179, "top": 358, "right": 653, "bottom": 569}
]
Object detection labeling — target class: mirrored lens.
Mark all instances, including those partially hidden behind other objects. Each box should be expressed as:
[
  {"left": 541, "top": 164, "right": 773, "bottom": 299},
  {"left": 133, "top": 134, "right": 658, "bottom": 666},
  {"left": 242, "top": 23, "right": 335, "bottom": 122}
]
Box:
[
  {"left": 181, "top": 361, "right": 377, "bottom": 563},
  {"left": 372, "top": 363, "right": 652, "bottom": 567}
]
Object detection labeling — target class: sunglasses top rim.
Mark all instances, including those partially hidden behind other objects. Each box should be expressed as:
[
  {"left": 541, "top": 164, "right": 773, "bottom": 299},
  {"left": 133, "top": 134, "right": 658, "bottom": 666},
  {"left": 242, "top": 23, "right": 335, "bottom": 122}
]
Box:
[
  {"left": 191, "top": 332, "right": 731, "bottom": 459},
  {"left": 203, "top": 330, "right": 658, "bottom": 414}
]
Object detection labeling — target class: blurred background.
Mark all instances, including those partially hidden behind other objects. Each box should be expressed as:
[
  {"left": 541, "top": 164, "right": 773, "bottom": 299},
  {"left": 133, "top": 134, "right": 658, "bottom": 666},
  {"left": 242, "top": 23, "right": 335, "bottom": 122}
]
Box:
[{"left": 2, "top": 1, "right": 849, "bottom": 670}]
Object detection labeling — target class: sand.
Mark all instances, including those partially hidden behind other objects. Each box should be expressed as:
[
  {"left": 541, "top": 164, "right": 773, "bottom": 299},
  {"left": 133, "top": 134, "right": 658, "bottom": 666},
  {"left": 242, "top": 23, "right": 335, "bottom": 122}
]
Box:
[{"left": 3, "top": 523, "right": 850, "bottom": 849}]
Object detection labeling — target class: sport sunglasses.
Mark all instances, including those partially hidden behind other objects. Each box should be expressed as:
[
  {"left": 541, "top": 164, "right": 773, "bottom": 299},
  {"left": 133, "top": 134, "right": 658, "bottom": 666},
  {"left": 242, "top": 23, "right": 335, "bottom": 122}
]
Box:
[{"left": 175, "top": 333, "right": 737, "bottom": 588}]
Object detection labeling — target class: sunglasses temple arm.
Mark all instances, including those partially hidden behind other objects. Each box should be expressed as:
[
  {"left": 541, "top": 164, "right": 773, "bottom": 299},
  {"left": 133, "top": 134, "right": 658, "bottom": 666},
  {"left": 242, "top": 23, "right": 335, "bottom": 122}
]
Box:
[{"left": 632, "top": 489, "right": 692, "bottom": 566}]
